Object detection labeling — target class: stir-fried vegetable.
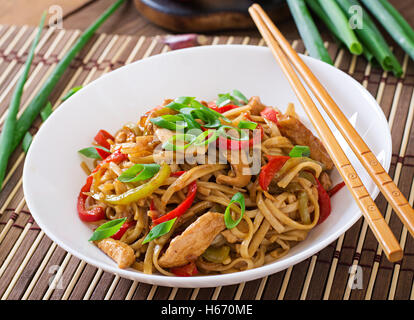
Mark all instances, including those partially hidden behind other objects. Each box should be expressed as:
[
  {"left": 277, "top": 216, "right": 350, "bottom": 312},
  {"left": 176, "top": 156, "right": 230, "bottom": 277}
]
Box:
[
  {"left": 105, "top": 163, "right": 171, "bottom": 205},
  {"left": 315, "top": 175, "right": 332, "bottom": 224},
  {"left": 203, "top": 246, "right": 230, "bottom": 263},
  {"left": 224, "top": 192, "right": 246, "bottom": 229},
  {"left": 152, "top": 172, "right": 198, "bottom": 226},
  {"left": 289, "top": 145, "right": 311, "bottom": 158},
  {"left": 77, "top": 175, "right": 106, "bottom": 222},
  {"left": 78, "top": 146, "right": 111, "bottom": 160},
  {"left": 94, "top": 129, "right": 114, "bottom": 150},
  {"left": 117, "top": 163, "right": 161, "bottom": 183},
  {"left": 259, "top": 155, "right": 291, "bottom": 191},
  {"left": 170, "top": 261, "right": 198, "bottom": 277},
  {"left": 111, "top": 220, "right": 136, "bottom": 240},
  {"left": 142, "top": 217, "right": 177, "bottom": 244},
  {"left": 89, "top": 218, "right": 126, "bottom": 241}
]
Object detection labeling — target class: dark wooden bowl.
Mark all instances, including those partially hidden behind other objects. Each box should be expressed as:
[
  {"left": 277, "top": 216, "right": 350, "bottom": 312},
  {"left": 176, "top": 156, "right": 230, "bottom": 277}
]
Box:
[{"left": 134, "top": 0, "right": 288, "bottom": 32}]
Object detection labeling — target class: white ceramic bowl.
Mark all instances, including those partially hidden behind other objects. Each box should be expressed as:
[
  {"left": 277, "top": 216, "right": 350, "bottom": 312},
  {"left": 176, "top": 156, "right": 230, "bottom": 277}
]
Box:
[{"left": 23, "top": 45, "right": 391, "bottom": 288}]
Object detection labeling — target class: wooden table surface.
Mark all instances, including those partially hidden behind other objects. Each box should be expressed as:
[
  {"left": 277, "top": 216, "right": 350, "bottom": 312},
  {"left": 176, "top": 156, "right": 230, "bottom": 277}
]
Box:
[{"left": 2, "top": 0, "right": 414, "bottom": 40}]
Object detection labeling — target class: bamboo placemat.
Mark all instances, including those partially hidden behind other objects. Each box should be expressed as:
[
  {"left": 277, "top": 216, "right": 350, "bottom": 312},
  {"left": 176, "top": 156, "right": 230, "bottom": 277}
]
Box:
[{"left": 0, "top": 24, "right": 413, "bottom": 300}]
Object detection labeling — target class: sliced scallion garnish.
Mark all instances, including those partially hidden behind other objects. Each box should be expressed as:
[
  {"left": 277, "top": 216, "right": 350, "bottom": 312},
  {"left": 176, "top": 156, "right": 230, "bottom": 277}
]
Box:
[
  {"left": 142, "top": 217, "right": 177, "bottom": 244},
  {"left": 224, "top": 192, "right": 245, "bottom": 229},
  {"left": 289, "top": 145, "right": 311, "bottom": 158},
  {"left": 89, "top": 218, "right": 126, "bottom": 241},
  {"left": 238, "top": 120, "right": 257, "bottom": 130},
  {"left": 118, "top": 163, "right": 161, "bottom": 182}
]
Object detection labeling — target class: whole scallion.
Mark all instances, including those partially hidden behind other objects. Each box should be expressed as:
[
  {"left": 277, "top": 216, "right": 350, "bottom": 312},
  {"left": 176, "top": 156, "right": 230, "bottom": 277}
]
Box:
[
  {"left": 306, "top": 0, "right": 374, "bottom": 62},
  {"left": 317, "top": 0, "right": 363, "bottom": 55},
  {"left": 361, "top": 0, "right": 414, "bottom": 61},
  {"left": 287, "top": 0, "right": 333, "bottom": 64},
  {"left": 336, "top": 0, "right": 402, "bottom": 77},
  {"left": 11, "top": 0, "right": 125, "bottom": 154},
  {"left": 0, "top": 12, "right": 46, "bottom": 187}
]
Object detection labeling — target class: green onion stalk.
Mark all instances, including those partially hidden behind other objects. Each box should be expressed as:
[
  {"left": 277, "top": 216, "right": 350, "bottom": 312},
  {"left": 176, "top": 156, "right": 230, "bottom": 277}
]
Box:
[
  {"left": 317, "top": 0, "right": 363, "bottom": 55},
  {"left": 10, "top": 0, "right": 125, "bottom": 155},
  {"left": 336, "top": 0, "right": 402, "bottom": 77},
  {"left": 361, "top": 0, "right": 414, "bottom": 61},
  {"left": 305, "top": 0, "right": 373, "bottom": 62},
  {"left": 0, "top": 13, "right": 46, "bottom": 188},
  {"left": 287, "top": 0, "right": 333, "bottom": 65}
]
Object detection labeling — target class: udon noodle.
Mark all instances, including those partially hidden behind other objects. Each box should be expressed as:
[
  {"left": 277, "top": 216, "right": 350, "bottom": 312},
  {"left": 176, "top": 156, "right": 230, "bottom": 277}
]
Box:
[{"left": 77, "top": 92, "right": 340, "bottom": 276}]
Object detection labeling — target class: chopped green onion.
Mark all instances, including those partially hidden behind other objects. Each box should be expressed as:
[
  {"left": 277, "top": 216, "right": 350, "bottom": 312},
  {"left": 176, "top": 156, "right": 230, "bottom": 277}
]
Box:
[
  {"left": 238, "top": 120, "right": 257, "bottom": 130},
  {"left": 216, "top": 90, "right": 249, "bottom": 108},
  {"left": 162, "top": 134, "right": 197, "bottom": 151},
  {"left": 0, "top": 12, "right": 46, "bottom": 187},
  {"left": 289, "top": 145, "right": 311, "bottom": 157},
  {"left": 78, "top": 146, "right": 110, "bottom": 159},
  {"left": 40, "top": 101, "right": 53, "bottom": 121},
  {"left": 192, "top": 130, "right": 218, "bottom": 147},
  {"left": 287, "top": 0, "right": 333, "bottom": 64},
  {"left": 61, "top": 85, "right": 82, "bottom": 101},
  {"left": 142, "top": 217, "right": 177, "bottom": 244},
  {"left": 118, "top": 163, "right": 160, "bottom": 182},
  {"left": 11, "top": 0, "right": 125, "bottom": 155},
  {"left": 89, "top": 218, "right": 126, "bottom": 241},
  {"left": 232, "top": 90, "right": 249, "bottom": 104},
  {"left": 150, "top": 115, "right": 187, "bottom": 131},
  {"left": 164, "top": 101, "right": 189, "bottom": 111},
  {"left": 174, "top": 96, "right": 195, "bottom": 105},
  {"left": 22, "top": 132, "right": 33, "bottom": 153},
  {"left": 224, "top": 192, "right": 246, "bottom": 229}
]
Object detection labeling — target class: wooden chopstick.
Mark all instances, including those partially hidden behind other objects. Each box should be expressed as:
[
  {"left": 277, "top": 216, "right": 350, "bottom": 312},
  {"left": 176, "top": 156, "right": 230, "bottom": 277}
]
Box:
[
  {"left": 251, "top": 4, "right": 414, "bottom": 239},
  {"left": 249, "top": 4, "right": 403, "bottom": 262}
]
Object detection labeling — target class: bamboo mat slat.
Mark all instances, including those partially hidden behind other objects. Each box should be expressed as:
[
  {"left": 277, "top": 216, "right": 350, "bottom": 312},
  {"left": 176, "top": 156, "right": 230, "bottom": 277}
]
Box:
[{"left": 0, "top": 25, "right": 413, "bottom": 301}]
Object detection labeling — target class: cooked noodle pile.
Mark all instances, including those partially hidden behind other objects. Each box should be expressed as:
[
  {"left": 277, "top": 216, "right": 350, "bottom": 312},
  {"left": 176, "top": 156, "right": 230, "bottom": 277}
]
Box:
[{"left": 78, "top": 93, "right": 337, "bottom": 276}]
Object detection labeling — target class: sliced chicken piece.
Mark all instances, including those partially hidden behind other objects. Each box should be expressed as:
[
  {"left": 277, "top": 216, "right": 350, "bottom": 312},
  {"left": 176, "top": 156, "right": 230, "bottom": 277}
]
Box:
[
  {"left": 277, "top": 114, "right": 334, "bottom": 170},
  {"left": 248, "top": 96, "right": 267, "bottom": 115},
  {"left": 97, "top": 238, "right": 135, "bottom": 269},
  {"left": 158, "top": 212, "right": 226, "bottom": 268},
  {"left": 155, "top": 128, "right": 174, "bottom": 145}
]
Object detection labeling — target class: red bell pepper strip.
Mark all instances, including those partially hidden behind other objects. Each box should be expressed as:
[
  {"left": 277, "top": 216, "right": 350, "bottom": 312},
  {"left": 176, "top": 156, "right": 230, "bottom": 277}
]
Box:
[
  {"left": 77, "top": 175, "right": 106, "bottom": 222},
  {"left": 78, "top": 150, "right": 128, "bottom": 222},
  {"left": 94, "top": 129, "right": 114, "bottom": 150},
  {"left": 91, "top": 149, "right": 128, "bottom": 174},
  {"left": 151, "top": 171, "right": 197, "bottom": 226},
  {"left": 218, "top": 123, "right": 264, "bottom": 150},
  {"left": 315, "top": 176, "right": 332, "bottom": 224},
  {"left": 260, "top": 107, "right": 279, "bottom": 125},
  {"left": 170, "top": 261, "right": 198, "bottom": 277},
  {"left": 96, "top": 147, "right": 111, "bottom": 160},
  {"left": 328, "top": 181, "right": 346, "bottom": 197},
  {"left": 207, "top": 102, "right": 240, "bottom": 114},
  {"left": 111, "top": 220, "right": 136, "bottom": 240},
  {"left": 259, "top": 155, "right": 290, "bottom": 191}
]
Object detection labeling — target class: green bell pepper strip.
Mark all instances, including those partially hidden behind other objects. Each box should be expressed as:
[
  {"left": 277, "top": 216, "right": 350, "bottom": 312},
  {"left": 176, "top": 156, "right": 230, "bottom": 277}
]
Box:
[{"left": 104, "top": 162, "right": 171, "bottom": 205}]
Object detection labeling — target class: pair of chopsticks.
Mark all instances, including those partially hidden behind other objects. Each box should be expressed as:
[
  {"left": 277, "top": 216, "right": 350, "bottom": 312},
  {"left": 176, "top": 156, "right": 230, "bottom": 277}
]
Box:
[{"left": 249, "top": 4, "right": 414, "bottom": 262}]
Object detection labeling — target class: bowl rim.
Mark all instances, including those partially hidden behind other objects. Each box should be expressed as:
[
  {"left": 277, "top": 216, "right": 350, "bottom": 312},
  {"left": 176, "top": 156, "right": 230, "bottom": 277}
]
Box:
[{"left": 23, "top": 44, "right": 392, "bottom": 288}]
